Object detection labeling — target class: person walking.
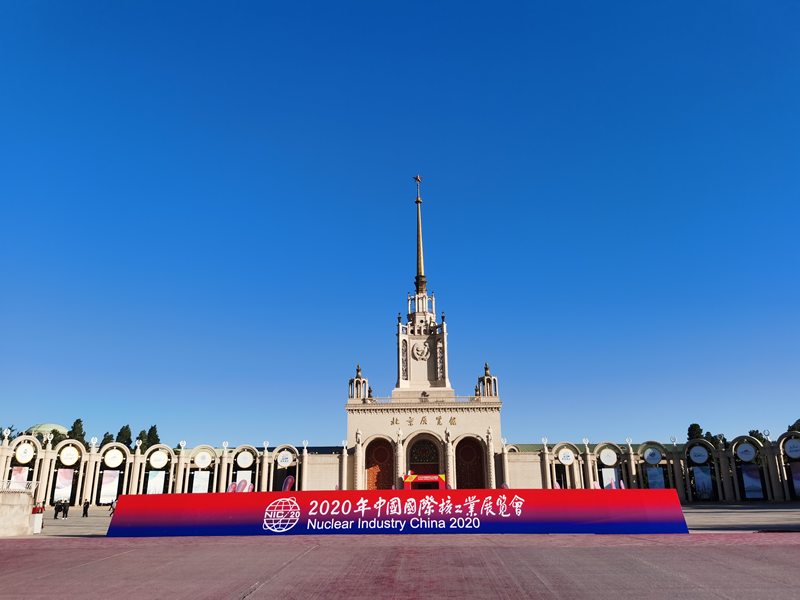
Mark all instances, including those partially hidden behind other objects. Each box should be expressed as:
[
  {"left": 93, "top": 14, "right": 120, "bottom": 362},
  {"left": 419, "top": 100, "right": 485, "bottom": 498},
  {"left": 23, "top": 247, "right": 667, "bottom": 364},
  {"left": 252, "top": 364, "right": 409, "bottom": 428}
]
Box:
[
  {"left": 109, "top": 499, "right": 117, "bottom": 515},
  {"left": 82, "top": 499, "right": 89, "bottom": 517},
  {"left": 62, "top": 501, "right": 70, "bottom": 519},
  {"left": 54, "top": 500, "right": 62, "bottom": 520}
]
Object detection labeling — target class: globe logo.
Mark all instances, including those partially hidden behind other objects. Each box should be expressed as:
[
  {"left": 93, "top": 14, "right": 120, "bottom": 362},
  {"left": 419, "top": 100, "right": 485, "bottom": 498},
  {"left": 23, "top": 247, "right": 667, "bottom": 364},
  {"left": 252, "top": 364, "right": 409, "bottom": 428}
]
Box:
[{"left": 263, "top": 497, "right": 301, "bottom": 533}]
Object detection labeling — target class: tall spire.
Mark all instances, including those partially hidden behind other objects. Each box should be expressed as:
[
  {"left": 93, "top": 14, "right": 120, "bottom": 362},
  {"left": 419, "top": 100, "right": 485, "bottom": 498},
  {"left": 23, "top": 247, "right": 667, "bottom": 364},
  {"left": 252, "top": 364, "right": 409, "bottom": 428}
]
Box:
[{"left": 414, "top": 174, "right": 427, "bottom": 294}]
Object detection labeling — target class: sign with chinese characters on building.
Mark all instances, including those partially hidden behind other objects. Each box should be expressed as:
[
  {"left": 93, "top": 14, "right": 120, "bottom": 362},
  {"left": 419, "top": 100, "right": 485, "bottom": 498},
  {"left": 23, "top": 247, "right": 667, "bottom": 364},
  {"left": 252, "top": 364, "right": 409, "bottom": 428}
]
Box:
[
  {"left": 390, "top": 415, "right": 456, "bottom": 426},
  {"left": 107, "top": 488, "right": 688, "bottom": 537}
]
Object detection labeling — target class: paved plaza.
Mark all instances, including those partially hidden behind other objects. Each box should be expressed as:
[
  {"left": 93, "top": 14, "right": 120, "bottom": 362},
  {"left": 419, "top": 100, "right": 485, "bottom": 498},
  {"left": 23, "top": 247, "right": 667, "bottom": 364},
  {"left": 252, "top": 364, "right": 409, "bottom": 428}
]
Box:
[{"left": 2, "top": 505, "right": 799, "bottom": 599}]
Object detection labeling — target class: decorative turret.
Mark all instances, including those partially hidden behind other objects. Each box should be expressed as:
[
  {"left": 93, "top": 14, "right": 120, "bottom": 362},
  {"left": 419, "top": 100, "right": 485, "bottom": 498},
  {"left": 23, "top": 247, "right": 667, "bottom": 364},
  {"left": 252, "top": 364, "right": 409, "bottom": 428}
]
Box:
[
  {"left": 477, "top": 363, "right": 499, "bottom": 397},
  {"left": 349, "top": 365, "right": 369, "bottom": 401}
]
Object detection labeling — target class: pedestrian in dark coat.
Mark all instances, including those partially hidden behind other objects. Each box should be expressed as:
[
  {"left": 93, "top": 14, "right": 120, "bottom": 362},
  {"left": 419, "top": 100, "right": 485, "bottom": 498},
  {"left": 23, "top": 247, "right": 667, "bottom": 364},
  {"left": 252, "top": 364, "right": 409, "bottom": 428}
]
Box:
[
  {"left": 82, "top": 499, "right": 89, "bottom": 517},
  {"left": 62, "top": 501, "right": 70, "bottom": 519},
  {"left": 54, "top": 500, "right": 62, "bottom": 519}
]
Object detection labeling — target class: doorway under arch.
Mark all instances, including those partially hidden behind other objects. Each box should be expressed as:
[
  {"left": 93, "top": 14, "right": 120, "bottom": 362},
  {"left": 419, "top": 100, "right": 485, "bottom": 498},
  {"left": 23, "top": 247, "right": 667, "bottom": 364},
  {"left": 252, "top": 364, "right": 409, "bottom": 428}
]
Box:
[
  {"left": 455, "top": 437, "right": 485, "bottom": 489},
  {"left": 409, "top": 439, "right": 439, "bottom": 476},
  {"left": 366, "top": 439, "right": 394, "bottom": 490}
]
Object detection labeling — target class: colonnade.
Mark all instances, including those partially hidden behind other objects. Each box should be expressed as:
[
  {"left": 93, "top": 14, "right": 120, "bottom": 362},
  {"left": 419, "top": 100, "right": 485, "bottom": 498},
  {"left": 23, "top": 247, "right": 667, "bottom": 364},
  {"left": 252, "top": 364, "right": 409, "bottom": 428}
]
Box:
[
  {"left": 0, "top": 435, "right": 308, "bottom": 506},
  {"left": 517, "top": 432, "right": 800, "bottom": 502},
  {"left": 2, "top": 430, "right": 798, "bottom": 505}
]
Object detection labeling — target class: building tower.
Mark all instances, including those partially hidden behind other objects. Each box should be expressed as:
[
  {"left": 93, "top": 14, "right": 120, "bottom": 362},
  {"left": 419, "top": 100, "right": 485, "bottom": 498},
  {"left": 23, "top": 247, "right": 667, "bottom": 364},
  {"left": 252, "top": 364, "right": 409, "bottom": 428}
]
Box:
[
  {"left": 392, "top": 175, "right": 454, "bottom": 399},
  {"left": 345, "top": 177, "right": 503, "bottom": 490}
]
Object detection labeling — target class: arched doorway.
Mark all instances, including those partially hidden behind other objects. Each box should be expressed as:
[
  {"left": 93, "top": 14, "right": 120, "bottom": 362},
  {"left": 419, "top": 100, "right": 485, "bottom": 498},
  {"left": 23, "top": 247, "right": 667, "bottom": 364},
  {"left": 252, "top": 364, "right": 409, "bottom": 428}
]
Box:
[
  {"left": 409, "top": 439, "right": 440, "bottom": 476},
  {"left": 365, "top": 439, "right": 394, "bottom": 490},
  {"left": 455, "top": 437, "right": 485, "bottom": 489}
]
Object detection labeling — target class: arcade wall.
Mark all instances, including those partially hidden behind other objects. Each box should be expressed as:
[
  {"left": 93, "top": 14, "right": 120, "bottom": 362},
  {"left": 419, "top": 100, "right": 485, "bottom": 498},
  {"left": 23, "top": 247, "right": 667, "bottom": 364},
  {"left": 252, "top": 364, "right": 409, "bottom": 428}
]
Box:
[{"left": 1, "top": 432, "right": 799, "bottom": 507}]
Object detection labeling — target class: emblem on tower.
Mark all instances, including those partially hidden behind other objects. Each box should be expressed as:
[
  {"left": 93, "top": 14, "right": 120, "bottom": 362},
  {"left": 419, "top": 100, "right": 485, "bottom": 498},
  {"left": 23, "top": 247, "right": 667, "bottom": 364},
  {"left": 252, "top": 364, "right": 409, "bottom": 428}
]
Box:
[{"left": 412, "top": 341, "right": 430, "bottom": 361}]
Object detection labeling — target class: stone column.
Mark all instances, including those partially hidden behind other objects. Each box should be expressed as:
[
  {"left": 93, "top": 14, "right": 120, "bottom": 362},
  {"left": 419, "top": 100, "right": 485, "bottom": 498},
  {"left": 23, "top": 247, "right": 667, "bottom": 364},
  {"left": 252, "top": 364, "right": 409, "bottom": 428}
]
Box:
[
  {"left": 226, "top": 453, "right": 234, "bottom": 490},
  {"left": 173, "top": 456, "right": 182, "bottom": 494},
  {"left": 74, "top": 457, "right": 86, "bottom": 506},
  {"left": 730, "top": 454, "right": 742, "bottom": 501},
  {"left": 301, "top": 444, "right": 308, "bottom": 491},
  {"left": 182, "top": 458, "right": 191, "bottom": 494},
  {"left": 340, "top": 445, "right": 348, "bottom": 491},
  {"left": 217, "top": 450, "right": 229, "bottom": 493},
  {"left": 764, "top": 442, "right": 783, "bottom": 501},
  {"left": 267, "top": 455, "right": 275, "bottom": 492},
  {"left": 445, "top": 441, "right": 453, "bottom": 488},
  {"left": 681, "top": 455, "right": 692, "bottom": 502},
  {"left": 0, "top": 435, "right": 10, "bottom": 478},
  {"left": 354, "top": 439, "right": 363, "bottom": 491},
  {"left": 486, "top": 428, "right": 496, "bottom": 489},
  {"left": 93, "top": 461, "right": 104, "bottom": 504},
  {"left": 36, "top": 445, "right": 55, "bottom": 504},
  {"left": 777, "top": 446, "right": 791, "bottom": 501},
  {"left": 626, "top": 444, "right": 638, "bottom": 489},
  {"left": 541, "top": 445, "right": 551, "bottom": 490},
  {"left": 666, "top": 451, "right": 684, "bottom": 501},
  {"left": 167, "top": 461, "right": 176, "bottom": 495},
  {"left": 582, "top": 448, "right": 593, "bottom": 489},
  {"left": 45, "top": 453, "right": 60, "bottom": 504},
  {"left": 575, "top": 462, "right": 584, "bottom": 488},
  {"left": 260, "top": 447, "right": 270, "bottom": 492},
  {"left": 133, "top": 442, "right": 144, "bottom": 495},
  {"left": 31, "top": 449, "right": 42, "bottom": 484},
  {"left": 121, "top": 460, "right": 131, "bottom": 495},
  {"left": 716, "top": 451, "right": 730, "bottom": 502},
  {"left": 395, "top": 434, "right": 404, "bottom": 490},
  {"left": 174, "top": 448, "right": 185, "bottom": 494},
  {"left": 501, "top": 444, "right": 510, "bottom": 488},
  {"left": 444, "top": 430, "right": 453, "bottom": 488},
  {"left": 91, "top": 448, "right": 104, "bottom": 502}
]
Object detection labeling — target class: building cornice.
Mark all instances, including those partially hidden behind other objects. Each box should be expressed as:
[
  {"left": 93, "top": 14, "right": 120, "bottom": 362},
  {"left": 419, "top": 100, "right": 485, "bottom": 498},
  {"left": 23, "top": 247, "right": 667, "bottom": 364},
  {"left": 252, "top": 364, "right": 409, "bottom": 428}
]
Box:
[{"left": 346, "top": 403, "right": 501, "bottom": 415}]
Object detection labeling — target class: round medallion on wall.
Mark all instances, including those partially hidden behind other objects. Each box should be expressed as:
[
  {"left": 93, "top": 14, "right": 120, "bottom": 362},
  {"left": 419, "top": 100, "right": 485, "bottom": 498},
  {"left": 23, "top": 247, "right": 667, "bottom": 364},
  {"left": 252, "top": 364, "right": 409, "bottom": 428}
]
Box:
[
  {"left": 277, "top": 450, "right": 293, "bottom": 468},
  {"left": 785, "top": 438, "right": 800, "bottom": 459},
  {"left": 643, "top": 448, "right": 662, "bottom": 465},
  {"left": 736, "top": 443, "right": 757, "bottom": 462},
  {"left": 194, "top": 451, "right": 213, "bottom": 469},
  {"left": 236, "top": 451, "right": 254, "bottom": 469},
  {"left": 14, "top": 442, "right": 35, "bottom": 464},
  {"left": 689, "top": 446, "right": 709, "bottom": 464},
  {"left": 60, "top": 446, "right": 80, "bottom": 466},
  {"left": 104, "top": 448, "right": 124, "bottom": 468},
  {"left": 372, "top": 446, "right": 390, "bottom": 464},
  {"left": 149, "top": 450, "right": 169, "bottom": 470},
  {"left": 458, "top": 443, "right": 476, "bottom": 463},
  {"left": 599, "top": 448, "right": 617, "bottom": 466},
  {"left": 557, "top": 447, "right": 575, "bottom": 466}
]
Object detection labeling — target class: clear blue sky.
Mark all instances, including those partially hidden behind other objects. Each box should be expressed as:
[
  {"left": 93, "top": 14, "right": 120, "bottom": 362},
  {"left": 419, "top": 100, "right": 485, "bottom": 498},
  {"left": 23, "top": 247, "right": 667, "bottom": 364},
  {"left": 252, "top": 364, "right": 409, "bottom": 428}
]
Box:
[{"left": 1, "top": 2, "right": 798, "bottom": 448}]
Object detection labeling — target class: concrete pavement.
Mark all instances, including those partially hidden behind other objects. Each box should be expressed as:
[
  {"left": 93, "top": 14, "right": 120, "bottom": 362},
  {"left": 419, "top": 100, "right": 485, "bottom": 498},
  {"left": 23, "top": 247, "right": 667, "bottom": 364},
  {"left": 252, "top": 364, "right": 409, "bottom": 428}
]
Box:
[{"left": 2, "top": 504, "right": 798, "bottom": 599}]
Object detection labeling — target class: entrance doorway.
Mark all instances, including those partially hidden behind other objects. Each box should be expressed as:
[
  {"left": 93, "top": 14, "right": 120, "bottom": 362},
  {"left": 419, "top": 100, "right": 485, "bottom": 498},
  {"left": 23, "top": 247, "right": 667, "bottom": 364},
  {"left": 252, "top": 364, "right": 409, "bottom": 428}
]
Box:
[
  {"left": 455, "top": 438, "right": 485, "bottom": 489},
  {"left": 366, "top": 439, "right": 394, "bottom": 490},
  {"left": 409, "top": 439, "right": 439, "bottom": 478}
]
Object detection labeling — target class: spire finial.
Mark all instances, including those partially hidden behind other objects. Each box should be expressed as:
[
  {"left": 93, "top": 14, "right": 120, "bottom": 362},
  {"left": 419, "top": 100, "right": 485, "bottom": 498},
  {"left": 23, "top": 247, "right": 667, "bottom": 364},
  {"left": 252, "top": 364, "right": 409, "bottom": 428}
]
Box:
[{"left": 413, "top": 175, "right": 427, "bottom": 294}]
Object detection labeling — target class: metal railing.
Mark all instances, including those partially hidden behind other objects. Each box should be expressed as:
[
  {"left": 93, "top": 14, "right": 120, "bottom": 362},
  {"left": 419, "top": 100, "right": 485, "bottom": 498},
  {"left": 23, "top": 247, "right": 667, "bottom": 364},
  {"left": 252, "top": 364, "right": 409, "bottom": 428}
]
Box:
[{"left": 0, "top": 481, "right": 39, "bottom": 494}]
